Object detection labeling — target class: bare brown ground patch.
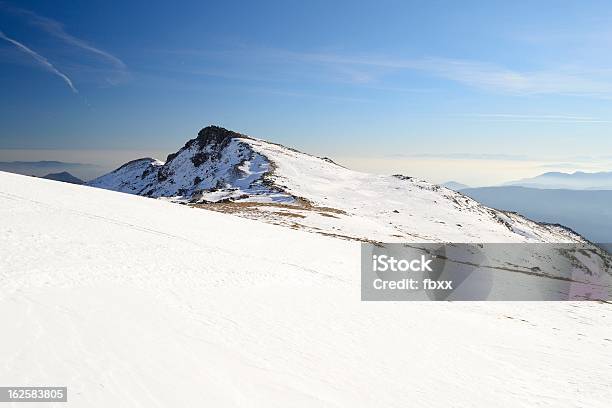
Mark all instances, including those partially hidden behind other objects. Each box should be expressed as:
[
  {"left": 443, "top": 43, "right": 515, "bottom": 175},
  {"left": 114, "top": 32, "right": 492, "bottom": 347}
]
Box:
[
  {"left": 187, "top": 199, "right": 383, "bottom": 242},
  {"left": 272, "top": 211, "right": 306, "bottom": 219},
  {"left": 191, "top": 199, "right": 347, "bottom": 216}
]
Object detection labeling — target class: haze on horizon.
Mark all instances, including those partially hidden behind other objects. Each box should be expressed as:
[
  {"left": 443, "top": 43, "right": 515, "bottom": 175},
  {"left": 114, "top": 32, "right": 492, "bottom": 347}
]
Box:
[{"left": 2, "top": 0, "right": 612, "bottom": 185}]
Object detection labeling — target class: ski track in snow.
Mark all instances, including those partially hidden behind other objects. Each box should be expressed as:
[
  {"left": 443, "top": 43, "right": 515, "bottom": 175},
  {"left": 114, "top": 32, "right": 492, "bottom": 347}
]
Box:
[{"left": 1, "top": 171, "right": 611, "bottom": 407}]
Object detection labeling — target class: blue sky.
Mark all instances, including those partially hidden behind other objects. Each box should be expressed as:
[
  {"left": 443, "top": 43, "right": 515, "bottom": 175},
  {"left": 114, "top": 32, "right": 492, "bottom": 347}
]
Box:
[{"left": 1, "top": 0, "right": 612, "bottom": 184}]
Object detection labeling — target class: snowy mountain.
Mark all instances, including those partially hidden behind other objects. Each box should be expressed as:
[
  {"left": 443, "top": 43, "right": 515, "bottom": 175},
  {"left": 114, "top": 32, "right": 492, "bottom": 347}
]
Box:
[
  {"left": 1, "top": 170, "right": 611, "bottom": 407},
  {"left": 88, "top": 126, "right": 286, "bottom": 201},
  {"left": 90, "top": 125, "right": 584, "bottom": 244}
]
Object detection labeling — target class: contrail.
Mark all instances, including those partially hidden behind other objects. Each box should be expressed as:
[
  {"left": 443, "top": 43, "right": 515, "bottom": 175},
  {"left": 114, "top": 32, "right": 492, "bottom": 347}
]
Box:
[
  {"left": 27, "top": 13, "right": 126, "bottom": 70},
  {"left": 0, "top": 2, "right": 126, "bottom": 70},
  {"left": 0, "top": 29, "right": 78, "bottom": 93}
]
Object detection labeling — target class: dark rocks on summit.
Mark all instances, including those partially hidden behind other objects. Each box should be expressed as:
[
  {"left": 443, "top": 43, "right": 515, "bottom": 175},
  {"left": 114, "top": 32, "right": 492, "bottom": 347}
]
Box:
[
  {"left": 167, "top": 126, "right": 247, "bottom": 167},
  {"left": 152, "top": 126, "right": 250, "bottom": 181},
  {"left": 196, "top": 125, "right": 246, "bottom": 147},
  {"left": 179, "top": 125, "right": 245, "bottom": 152}
]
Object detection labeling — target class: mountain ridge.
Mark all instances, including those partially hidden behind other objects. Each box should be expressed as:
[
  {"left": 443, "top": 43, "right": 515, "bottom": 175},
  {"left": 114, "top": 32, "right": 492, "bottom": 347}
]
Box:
[
  {"left": 505, "top": 170, "right": 612, "bottom": 190},
  {"left": 0, "top": 160, "right": 101, "bottom": 180},
  {"left": 88, "top": 125, "right": 587, "bottom": 244},
  {"left": 461, "top": 186, "right": 612, "bottom": 243}
]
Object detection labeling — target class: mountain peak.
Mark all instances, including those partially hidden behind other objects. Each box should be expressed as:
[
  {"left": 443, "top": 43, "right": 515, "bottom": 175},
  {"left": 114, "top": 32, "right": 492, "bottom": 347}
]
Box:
[{"left": 196, "top": 125, "right": 248, "bottom": 146}]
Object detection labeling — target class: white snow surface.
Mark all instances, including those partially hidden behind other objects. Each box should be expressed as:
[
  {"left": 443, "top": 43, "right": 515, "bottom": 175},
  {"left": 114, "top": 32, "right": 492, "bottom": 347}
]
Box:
[
  {"left": 238, "top": 137, "right": 582, "bottom": 243},
  {"left": 1, "top": 171, "right": 611, "bottom": 407}
]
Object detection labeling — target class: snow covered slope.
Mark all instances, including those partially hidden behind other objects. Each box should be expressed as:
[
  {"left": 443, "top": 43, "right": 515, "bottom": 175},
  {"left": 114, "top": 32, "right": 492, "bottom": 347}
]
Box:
[
  {"left": 90, "top": 126, "right": 585, "bottom": 243},
  {"left": 1, "top": 171, "right": 611, "bottom": 407}
]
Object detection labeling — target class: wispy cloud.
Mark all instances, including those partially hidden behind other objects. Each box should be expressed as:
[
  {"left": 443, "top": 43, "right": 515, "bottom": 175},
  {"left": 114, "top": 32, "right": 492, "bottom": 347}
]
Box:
[
  {"left": 383, "top": 153, "right": 612, "bottom": 169},
  {"left": 0, "top": 29, "right": 77, "bottom": 92},
  {"left": 386, "top": 152, "right": 532, "bottom": 161},
  {"left": 29, "top": 14, "right": 125, "bottom": 71},
  {"left": 291, "top": 52, "right": 612, "bottom": 96},
  {"left": 415, "top": 58, "right": 612, "bottom": 96},
  {"left": 9, "top": 5, "right": 125, "bottom": 68},
  {"left": 167, "top": 46, "right": 612, "bottom": 97},
  {"left": 0, "top": 1, "right": 128, "bottom": 85},
  {"left": 456, "top": 113, "right": 612, "bottom": 124}
]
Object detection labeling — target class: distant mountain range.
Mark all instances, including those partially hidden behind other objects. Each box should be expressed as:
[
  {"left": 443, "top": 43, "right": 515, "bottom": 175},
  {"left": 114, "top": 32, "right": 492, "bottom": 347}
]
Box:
[
  {"left": 461, "top": 186, "right": 612, "bottom": 243},
  {"left": 504, "top": 171, "right": 612, "bottom": 190},
  {"left": 448, "top": 170, "right": 612, "bottom": 243},
  {"left": 0, "top": 161, "right": 100, "bottom": 180},
  {"left": 42, "top": 171, "right": 84, "bottom": 184}
]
